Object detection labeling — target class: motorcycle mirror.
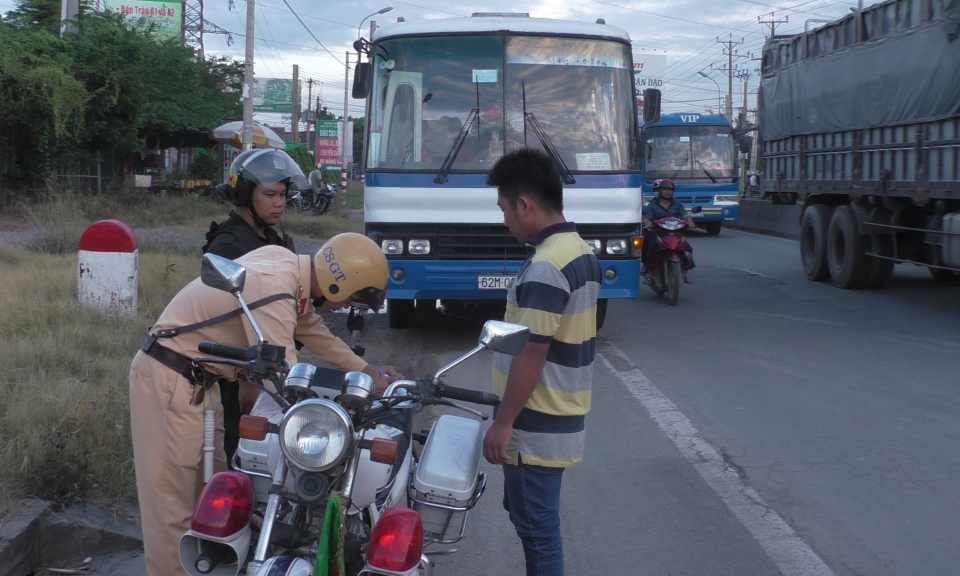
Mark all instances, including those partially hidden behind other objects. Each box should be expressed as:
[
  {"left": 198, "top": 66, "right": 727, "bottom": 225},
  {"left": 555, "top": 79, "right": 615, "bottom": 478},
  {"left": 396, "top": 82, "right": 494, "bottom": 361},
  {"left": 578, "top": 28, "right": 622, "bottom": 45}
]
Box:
[
  {"left": 201, "top": 253, "right": 246, "bottom": 295},
  {"left": 479, "top": 320, "right": 530, "bottom": 356},
  {"left": 691, "top": 206, "right": 703, "bottom": 214}
]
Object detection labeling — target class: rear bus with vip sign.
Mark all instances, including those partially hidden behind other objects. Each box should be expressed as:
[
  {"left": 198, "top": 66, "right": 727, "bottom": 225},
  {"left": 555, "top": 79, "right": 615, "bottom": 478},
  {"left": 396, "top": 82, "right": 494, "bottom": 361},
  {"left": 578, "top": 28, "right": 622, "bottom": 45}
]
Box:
[
  {"left": 353, "top": 13, "right": 643, "bottom": 328},
  {"left": 640, "top": 113, "right": 742, "bottom": 236}
]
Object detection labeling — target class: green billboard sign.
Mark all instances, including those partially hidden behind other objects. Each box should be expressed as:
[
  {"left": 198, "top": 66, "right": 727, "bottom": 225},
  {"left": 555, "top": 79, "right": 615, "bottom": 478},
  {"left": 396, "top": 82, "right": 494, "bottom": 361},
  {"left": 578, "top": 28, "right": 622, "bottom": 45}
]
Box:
[{"left": 103, "top": 0, "right": 182, "bottom": 40}]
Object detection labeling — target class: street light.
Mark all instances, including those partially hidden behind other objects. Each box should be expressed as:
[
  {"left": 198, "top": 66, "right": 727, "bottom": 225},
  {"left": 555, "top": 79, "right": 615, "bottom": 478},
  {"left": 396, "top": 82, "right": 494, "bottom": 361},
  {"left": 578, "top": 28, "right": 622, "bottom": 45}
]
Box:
[
  {"left": 698, "top": 71, "right": 722, "bottom": 116},
  {"left": 358, "top": 6, "right": 393, "bottom": 40}
]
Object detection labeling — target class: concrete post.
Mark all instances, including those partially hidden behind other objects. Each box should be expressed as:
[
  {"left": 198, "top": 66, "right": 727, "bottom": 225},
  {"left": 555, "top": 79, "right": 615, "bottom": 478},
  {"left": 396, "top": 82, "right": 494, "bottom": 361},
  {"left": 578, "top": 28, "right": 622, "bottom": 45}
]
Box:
[{"left": 77, "top": 220, "right": 139, "bottom": 316}]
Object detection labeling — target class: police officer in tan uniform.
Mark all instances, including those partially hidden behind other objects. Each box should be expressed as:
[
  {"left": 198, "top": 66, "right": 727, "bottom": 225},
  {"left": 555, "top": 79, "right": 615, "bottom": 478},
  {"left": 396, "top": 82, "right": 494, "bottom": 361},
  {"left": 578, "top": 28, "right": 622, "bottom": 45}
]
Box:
[{"left": 129, "top": 233, "right": 400, "bottom": 576}]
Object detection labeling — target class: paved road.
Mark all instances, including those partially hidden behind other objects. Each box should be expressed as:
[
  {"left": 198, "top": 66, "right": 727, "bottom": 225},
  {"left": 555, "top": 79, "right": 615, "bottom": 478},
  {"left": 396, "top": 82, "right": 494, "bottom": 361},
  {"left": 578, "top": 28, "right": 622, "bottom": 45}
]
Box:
[{"left": 93, "top": 228, "right": 960, "bottom": 575}]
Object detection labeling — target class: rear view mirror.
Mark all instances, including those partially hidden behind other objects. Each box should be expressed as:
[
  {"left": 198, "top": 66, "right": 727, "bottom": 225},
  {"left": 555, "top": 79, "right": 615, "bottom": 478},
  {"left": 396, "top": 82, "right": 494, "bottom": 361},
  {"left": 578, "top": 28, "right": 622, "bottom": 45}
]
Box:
[
  {"left": 352, "top": 62, "right": 372, "bottom": 99},
  {"left": 642, "top": 89, "right": 661, "bottom": 124},
  {"left": 201, "top": 253, "right": 246, "bottom": 295},
  {"left": 691, "top": 206, "right": 703, "bottom": 214},
  {"left": 479, "top": 320, "right": 530, "bottom": 356}
]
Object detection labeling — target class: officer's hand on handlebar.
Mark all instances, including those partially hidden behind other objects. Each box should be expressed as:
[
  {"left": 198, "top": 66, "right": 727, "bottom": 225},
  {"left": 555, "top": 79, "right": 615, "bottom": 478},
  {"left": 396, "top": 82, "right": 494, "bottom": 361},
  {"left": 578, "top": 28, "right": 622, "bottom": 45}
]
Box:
[{"left": 363, "top": 364, "right": 403, "bottom": 395}]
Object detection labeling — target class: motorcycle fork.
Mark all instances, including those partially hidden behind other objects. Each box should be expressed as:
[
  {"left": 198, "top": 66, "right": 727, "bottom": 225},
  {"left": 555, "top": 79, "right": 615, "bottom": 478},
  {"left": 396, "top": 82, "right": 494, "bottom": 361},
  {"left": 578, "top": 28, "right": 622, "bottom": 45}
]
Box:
[{"left": 249, "top": 458, "right": 289, "bottom": 571}]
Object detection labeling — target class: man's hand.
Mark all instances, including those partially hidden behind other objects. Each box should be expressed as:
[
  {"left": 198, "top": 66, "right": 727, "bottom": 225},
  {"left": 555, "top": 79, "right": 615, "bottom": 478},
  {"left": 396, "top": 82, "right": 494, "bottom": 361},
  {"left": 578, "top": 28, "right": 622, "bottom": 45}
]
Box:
[
  {"left": 685, "top": 216, "right": 696, "bottom": 229},
  {"left": 642, "top": 219, "right": 652, "bottom": 228},
  {"left": 483, "top": 420, "right": 514, "bottom": 464},
  {"left": 363, "top": 365, "right": 403, "bottom": 395}
]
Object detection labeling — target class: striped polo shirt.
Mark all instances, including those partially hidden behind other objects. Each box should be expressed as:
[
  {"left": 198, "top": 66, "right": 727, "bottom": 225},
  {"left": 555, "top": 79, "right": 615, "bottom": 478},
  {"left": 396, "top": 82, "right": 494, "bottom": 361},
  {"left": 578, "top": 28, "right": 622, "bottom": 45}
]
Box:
[{"left": 492, "top": 221, "right": 602, "bottom": 468}]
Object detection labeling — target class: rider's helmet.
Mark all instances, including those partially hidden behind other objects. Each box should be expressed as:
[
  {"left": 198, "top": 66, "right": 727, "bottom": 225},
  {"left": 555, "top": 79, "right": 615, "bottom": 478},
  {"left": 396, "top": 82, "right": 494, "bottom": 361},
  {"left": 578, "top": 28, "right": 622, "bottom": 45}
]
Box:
[
  {"left": 652, "top": 178, "right": 675, "bottom": 191},
  {"left": 218, "top": 149, "right": 308, "bottom": 208},
  {"left": 313, "top": 233, "right": 389, "bottom": 309}
]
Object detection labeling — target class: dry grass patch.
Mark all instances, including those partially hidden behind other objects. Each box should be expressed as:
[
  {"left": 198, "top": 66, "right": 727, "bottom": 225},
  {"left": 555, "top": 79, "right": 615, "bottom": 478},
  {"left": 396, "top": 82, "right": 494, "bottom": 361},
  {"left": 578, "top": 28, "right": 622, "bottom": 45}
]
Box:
[
  {"left": 0, "top": 243, "right": 201, "bottom": 507},
  {"left": 280, "top": 211, "right": 363, "bottom": 239}
]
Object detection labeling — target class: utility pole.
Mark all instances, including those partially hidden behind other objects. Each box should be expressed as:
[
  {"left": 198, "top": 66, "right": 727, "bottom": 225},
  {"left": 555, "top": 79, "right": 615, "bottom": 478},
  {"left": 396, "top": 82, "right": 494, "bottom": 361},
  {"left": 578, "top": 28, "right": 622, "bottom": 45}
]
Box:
[
  {"left": 306, "top": 79, "right": 314, "bottom": 153},
  {"left": 341, "top": 51, "right": 350, "bottom": 204},
  {"left": 292, "top": 64, "right": 300, "bottom": 144},
  {"left": 715, "top": 35, "right": 744, "bottom": 118},
  {"left": 758, "top": 12, "right": 789, "bottom": 38},
  {"left": 241, "top": 0, "right": 256, "bottom": 150}
]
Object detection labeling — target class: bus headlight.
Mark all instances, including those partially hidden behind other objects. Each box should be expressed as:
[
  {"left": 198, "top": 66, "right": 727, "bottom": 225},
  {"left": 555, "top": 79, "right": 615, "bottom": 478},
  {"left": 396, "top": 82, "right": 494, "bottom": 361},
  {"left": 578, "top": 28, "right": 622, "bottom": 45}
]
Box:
[
  {"left": 606, "top": 239, "right": 628, "bottom": 255},
  {"left": 381, "top": 239, "right": 403, "bottom": 255},
  {"left": 714, "top": 195, "right": 739, "bottom": 205},
  {"left": 584, "top": 239, "right": 602, "bottom": 255},
  {"left": 279, "top": 399, "right": 354, "bottom": 472},
  {"left": 407, "top": 239, "right": 431, "bottom": 255}
]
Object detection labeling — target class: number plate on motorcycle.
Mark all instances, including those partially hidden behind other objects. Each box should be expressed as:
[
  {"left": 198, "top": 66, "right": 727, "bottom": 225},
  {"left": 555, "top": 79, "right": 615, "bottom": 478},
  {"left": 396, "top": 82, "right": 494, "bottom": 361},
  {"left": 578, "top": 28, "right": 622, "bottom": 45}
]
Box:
[{"left": 478, "top": 275, "right": 516, "bottom": 290}]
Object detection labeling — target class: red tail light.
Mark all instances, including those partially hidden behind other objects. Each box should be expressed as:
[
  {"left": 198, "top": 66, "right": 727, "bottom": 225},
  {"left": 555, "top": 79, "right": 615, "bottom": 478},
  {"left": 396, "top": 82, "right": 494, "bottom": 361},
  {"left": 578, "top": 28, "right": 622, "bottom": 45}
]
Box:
[
  {"left": 191, "top": 471, "right": 254, "bottom": 538},
  {"left": 367, "top": 508, "right": 423, "bottom": 572}
]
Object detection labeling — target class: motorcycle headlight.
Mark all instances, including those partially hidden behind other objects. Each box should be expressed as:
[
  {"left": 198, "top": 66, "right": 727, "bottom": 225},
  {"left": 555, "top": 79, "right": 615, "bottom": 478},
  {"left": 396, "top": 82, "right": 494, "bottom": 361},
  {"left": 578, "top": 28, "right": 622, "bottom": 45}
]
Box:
[{"left": 279, "top": 399, "right": 354, "bottom": 472}]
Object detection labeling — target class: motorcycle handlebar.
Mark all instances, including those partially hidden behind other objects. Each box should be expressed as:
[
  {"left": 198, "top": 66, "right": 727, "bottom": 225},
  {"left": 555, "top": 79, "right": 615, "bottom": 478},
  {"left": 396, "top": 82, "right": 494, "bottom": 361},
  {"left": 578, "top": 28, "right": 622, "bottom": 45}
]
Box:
[
  {"left": 198, "top": 342, "right": 254, "bottom": 361},
  {"left": 434, "top": 383, "right": 501, "bottom": 406}
]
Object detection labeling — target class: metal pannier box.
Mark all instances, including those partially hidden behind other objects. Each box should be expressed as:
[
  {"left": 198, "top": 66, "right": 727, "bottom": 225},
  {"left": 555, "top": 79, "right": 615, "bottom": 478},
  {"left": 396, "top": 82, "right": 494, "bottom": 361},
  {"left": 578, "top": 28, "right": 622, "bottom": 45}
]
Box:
[{"left": 410, "top": 415, "right": 485, "bottom": 543}]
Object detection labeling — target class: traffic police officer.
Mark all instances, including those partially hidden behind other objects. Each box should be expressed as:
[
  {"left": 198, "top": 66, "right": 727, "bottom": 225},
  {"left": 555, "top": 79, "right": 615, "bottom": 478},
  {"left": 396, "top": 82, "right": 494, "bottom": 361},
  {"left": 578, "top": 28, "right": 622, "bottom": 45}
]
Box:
[{"left": 130, "top": 233, "right": 400, "bottom": 576}]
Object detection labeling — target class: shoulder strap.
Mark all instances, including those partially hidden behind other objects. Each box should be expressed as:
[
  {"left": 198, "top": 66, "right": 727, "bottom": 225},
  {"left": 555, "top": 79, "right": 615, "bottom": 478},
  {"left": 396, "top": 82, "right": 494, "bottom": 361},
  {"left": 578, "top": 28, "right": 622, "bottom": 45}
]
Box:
[{"left": 150, "top": 293, "right": 295, "bottom": 339}]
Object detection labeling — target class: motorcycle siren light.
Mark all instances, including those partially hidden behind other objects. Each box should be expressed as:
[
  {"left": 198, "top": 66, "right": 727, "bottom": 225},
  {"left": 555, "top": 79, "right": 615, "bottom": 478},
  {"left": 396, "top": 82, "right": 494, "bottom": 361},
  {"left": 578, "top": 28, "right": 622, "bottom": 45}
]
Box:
[
  {"left": 367, "top": 508, "right": 424, "bottom": 573},
  {"left": 238, "top": 415, "right": 270, "bottom": 441},
  {"left": 191, "top": 471, "right": 255, "bottom": 538}
]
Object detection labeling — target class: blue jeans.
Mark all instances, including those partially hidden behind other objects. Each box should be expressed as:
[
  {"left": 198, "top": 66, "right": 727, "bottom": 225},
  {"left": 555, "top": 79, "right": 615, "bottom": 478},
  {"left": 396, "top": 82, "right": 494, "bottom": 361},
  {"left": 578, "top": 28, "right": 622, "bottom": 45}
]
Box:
[{"left": 502, "top": 457, "right": 565, "bottom": 576}]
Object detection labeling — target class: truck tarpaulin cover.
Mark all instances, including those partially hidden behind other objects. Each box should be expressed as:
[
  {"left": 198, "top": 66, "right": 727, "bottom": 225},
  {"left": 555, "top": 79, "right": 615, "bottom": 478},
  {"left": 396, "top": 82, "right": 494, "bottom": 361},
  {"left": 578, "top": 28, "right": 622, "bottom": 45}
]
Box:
[{"left": 759, "top": 6, "right": 960, "bottom": 141}]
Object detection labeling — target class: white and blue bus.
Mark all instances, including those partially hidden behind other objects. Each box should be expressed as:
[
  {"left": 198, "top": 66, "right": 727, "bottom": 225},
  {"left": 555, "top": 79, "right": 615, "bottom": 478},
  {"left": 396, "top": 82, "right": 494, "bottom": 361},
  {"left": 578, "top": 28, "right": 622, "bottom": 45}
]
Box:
[
  {"left": 640, "top": 113, "right": 740, "bottom": 235},
  {"left": 354, "top": 13, "right": 642, "bottom": 328}
]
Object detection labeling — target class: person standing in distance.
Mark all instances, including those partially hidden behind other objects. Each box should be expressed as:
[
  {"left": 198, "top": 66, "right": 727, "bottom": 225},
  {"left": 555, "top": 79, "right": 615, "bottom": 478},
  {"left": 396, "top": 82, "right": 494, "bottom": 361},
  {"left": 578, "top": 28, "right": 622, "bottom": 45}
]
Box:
[{"left": 483, "top": 148, "right": 602, "bottom": 576}]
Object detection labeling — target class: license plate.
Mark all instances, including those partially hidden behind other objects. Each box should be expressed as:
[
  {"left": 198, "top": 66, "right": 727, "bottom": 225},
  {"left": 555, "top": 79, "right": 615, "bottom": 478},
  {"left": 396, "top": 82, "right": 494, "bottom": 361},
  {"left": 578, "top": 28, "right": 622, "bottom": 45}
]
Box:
[{"left": 478, "top": 275, "right": 516, "bottom": 290}]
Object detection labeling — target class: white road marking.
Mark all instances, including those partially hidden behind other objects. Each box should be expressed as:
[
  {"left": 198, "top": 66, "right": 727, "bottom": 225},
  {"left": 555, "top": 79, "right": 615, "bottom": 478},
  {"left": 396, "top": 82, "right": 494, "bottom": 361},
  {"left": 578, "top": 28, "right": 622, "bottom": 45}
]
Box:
[
  {"left": 597, "top": 341, "right": 837, "bottom": 576},
  {"left": 733, "top": 267, "right": 769, "bottom": 277}
]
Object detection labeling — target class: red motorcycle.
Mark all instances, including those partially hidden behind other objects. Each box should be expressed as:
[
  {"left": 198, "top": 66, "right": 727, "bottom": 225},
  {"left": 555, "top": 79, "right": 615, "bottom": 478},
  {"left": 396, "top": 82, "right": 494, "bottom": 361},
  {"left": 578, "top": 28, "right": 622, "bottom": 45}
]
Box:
[{"left": 645, "top": 211, "right": 698, "bottom": 305}]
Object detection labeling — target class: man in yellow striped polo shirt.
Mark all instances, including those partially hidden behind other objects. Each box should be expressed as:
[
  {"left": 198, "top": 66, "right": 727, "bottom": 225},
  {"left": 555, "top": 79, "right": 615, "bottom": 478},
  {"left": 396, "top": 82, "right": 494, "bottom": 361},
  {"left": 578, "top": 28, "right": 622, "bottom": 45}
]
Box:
[{"left": 483, "top": 148, "right": 602, "bottom": 576}]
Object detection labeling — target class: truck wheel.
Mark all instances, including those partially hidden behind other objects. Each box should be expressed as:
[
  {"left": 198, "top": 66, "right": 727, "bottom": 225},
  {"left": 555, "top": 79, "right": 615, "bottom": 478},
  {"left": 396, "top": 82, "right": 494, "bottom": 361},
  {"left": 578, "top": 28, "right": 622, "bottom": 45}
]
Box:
[
  {"left": 703, "top": 221, "right": 722, "bottom": 236},
  {"left": 800, "top": 204, "right": 832, "bottom": 281},
  {"left": 387, "top": 299, "right": 416, "bottom": 329},
  {"left": 596, "top": 298, "right": 608, "bottom": 330},
  {"left": 826, "top": 205, "right": 868, "bottom": 289},
  {"left": 863, "top": 234, "right": 895, "bottom": 288},
  {"left": 415, "top": 299, "right": 437, "bottom": 315}
]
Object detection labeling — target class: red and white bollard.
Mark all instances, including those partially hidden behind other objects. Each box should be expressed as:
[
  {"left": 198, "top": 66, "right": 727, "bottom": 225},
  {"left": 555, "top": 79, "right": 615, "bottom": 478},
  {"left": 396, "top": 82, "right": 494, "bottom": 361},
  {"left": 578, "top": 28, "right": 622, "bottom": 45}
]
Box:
[{"left": 77, "top": 220, "right": 139, "bottom": 316}]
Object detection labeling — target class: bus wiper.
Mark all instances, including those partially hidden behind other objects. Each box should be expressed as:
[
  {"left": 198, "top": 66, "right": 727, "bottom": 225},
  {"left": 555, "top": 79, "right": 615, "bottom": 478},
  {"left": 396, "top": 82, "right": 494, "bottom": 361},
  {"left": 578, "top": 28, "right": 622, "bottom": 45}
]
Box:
[
  {"left": 695, "top": 160, "right": 718, "bottom": 183},
  {"left": 522, "top": 81, "right": 575, "bottom": 185},
  {"left": 433, "top": 108, "right": 478, "bottom": 184},
  {"left": 435, "top": 80, "right": 481, "bottom": 184}
]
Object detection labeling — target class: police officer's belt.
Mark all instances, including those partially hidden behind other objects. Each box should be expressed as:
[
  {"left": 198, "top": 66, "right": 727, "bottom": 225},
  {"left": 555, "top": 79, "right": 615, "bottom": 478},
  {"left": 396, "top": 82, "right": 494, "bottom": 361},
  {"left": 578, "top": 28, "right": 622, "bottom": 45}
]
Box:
[{"left": 140, "top": 292, "right": 296, "bottom": 385}]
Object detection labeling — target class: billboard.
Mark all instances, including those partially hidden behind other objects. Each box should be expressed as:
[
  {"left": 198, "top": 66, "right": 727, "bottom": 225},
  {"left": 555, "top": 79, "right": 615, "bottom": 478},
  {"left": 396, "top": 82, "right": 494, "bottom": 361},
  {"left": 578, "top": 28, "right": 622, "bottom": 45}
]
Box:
[
  {"left": 101, "top": 0, "right": 182, "bottom": 40},
  {"left": 253, "top": 78, "right": 295, "bottom": 113},
  {"left": 315, "top": 120, "right": 353, "bottom": 166},
  {"left": 633, "top": 53, "right": 667, "bottom": 91}
]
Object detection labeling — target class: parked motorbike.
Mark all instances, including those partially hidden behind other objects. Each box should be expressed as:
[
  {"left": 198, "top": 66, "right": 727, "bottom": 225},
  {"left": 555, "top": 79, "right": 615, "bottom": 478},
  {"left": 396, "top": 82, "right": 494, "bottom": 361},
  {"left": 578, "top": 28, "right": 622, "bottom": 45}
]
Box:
[
  {"left": 644, "top": 207, "right": 700, "bottom": 305},
  {"left": 178, "top": 253, "right": 528, "bottom": 576},
  {"left": 312, "top": 182, "right": 337, "bottom": 215},
  {"left": 285, "top": 189, "right": 305, "bottom": 213}
]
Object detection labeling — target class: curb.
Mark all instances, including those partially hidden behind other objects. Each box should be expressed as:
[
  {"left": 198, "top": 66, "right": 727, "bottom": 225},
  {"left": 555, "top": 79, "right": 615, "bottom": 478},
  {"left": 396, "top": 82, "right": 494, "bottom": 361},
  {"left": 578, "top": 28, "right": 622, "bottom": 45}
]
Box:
[
  {"left": 0, "top": 500, "right": 142, "bottom": 576},
  {"left": 728, "top": 198, "right": 802, "bottom": 240}
]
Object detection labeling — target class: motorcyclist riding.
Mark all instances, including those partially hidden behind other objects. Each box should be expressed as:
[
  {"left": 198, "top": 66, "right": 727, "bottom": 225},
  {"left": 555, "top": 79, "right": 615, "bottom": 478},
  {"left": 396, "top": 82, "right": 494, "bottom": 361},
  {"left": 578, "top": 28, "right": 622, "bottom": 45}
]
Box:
[
  {"left": 202, "top": 149, "right": 304, "bottom": 258},
  {"left": 641, "top": 178, "right": 696, "bottom": 285}
]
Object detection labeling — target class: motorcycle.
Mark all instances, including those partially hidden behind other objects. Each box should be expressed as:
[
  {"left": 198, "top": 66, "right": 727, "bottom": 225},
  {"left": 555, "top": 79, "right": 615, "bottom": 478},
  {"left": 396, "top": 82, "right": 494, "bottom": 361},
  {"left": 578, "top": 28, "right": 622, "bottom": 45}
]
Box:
[
  {"left": 178, "top": 253, "right": 528, "bottom": 576},
  {"left": 285, "top": 189, "right": 305, "bottom": 213},
  {"left": 312, "top": 182, "right": 337, "bottom": 216},
  {"left": 644, "top": 207, "right": 700, "bottom": 305}
]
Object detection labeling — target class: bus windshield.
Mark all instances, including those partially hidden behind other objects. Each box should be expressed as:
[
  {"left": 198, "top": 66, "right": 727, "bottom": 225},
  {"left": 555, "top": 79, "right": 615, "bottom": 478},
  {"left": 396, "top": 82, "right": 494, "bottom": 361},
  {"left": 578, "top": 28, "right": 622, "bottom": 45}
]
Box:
[
  {"left": 644, "top": 125, "right": 737, "bottom": 183},
  {"left": 366, "top": 34, "right": 636, "bottom": 172}
]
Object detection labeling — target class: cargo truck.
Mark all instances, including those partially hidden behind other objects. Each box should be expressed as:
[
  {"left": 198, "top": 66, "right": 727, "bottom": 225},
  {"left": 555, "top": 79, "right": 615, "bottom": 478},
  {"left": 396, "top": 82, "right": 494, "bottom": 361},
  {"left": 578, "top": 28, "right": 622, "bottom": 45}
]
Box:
[{"left": 758, "top": 0, "right": 960, "bottom": 287}]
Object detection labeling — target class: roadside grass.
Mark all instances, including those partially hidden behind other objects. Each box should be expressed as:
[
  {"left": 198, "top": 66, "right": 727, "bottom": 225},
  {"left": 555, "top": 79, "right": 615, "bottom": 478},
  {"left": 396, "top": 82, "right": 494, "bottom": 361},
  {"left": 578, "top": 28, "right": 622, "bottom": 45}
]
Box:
[
  {"left": 281, "top": 211, "right": 363, "bottom": 238},
  {"left": 0, "top": 242, "right": 201, "bottom": 507}
]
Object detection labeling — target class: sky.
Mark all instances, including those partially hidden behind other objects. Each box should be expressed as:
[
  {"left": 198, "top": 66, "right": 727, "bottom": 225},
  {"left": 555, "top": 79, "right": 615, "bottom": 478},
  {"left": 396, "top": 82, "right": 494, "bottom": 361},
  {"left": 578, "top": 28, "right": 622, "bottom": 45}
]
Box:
[{"left": 2, "top": 0, "right": 869, "bottom": 127}]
